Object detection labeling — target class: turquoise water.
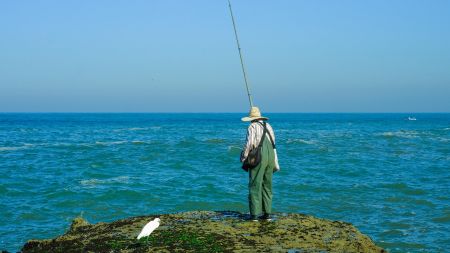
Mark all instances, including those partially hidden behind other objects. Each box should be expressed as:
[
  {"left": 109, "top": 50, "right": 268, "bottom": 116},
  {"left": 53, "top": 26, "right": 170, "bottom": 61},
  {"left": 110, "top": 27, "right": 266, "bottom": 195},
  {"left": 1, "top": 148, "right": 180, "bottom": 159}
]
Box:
[{"left": 0, "top": 113, "right": 449, "bottom": 252}]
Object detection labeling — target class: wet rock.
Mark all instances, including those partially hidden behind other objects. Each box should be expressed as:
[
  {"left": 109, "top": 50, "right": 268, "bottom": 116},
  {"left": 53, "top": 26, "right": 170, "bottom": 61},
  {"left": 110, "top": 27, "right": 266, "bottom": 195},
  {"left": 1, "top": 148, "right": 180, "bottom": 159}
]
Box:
[
  {"left": 21, "top": 211, "right": 386, "bottom": 253},
  {"left": 69, "top": 217, "right": 90, "bottom": 232}
]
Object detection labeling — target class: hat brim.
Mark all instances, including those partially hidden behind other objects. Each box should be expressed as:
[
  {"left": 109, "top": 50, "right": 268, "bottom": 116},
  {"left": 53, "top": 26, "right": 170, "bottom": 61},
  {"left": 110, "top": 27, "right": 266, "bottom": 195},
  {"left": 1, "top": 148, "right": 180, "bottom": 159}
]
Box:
[{"left": 241, "top": 116, "right": 269, "bottom": 122}]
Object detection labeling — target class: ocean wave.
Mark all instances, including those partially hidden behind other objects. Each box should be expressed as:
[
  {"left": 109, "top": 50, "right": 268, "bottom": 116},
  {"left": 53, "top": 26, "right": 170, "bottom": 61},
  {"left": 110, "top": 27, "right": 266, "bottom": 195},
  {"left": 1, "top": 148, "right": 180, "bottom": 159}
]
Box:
[
  {"left": 0, "top": 143, "right": 35, "bottom": 152},
  {"left": 0, "top": 146, "right": 22, "bottom": 151},
  {"left": 113, "top": 126, "right": 161, "bottom": 132},
  {"left": 129, "top": 127, "right": 148, "bottom": 131},
  {"left": 113, "top": 127, "right": 146, "bottom": 132},
  {"left": 382, "top": 183, "right": 427, "bottom": 195},
  {"left": 80, "top": 176, "right": 131, "bottom": 187},
  {"left": 95, "top": 141, "right": 128, "bottom": 146},
  {"left": 131, "top": 140, "right": 147, "bottom": 144},
  {"left": 286, "top": 138, "right": 316, "bottom": 145},
  {"left": 437, "top": 137, "right": 450, "bottom": 143},
  {"left": 227, "top": 145, "right": 242, "bottom": 154},
  {"left": 432, "top": 212, "right": 450, "bottom": 223},
  {"left": 48, "top": 142, "right": 94, "bottom": 148},
  {"left": 205, "top": 138, "right": 226, "bottom": 143},
  {"left": 50, "top": 141, "right": 145, "bottom": 148},
  {"left": 379, "top": 131, "right": 418, "bottom": 139}
]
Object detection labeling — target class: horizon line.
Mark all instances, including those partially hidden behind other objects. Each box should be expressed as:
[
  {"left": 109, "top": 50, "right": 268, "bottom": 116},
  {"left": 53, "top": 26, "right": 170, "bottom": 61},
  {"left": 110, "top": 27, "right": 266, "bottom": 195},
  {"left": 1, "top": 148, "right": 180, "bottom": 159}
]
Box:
[{"left": 1, "top": 111, "right": 449, "bottom": 114}]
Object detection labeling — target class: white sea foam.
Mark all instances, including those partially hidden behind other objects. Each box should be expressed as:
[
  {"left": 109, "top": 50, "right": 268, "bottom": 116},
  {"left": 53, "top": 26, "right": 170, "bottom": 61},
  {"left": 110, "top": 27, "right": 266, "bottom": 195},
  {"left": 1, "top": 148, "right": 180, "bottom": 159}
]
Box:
[
  {"left": 131, "top": 140, "right": 147, "bottom": 144},
  {"left": 50, "top": 142, "right": 79, "bottom": 147},
  {"left": 0, "top": 146, "right": 21, "bottom": 151},
  {"left": 113, "top": 127, "right": 145, "bottom": 132},
  {"left": 437, "top": 137, "right": 449, "bottom": 143},
  {"left": 379, "top": 131, "right": 418, "bottom": 139},
  {"left": 227, "top": 145, "right": 242, "bottom": 151},
  {"left": 128, "top": 127, "right": 148, "bottom": 131},
  {"left": 95, "top": 141, "right": 128, "bottom": 146},
  {"left": 113, "top": 127, "right": 160, "bottom": 132},
  {"left": 0, "top": 143, "right": 36, "bottom": 151},
  {"left": 286, "top": 138, "right": 316, "bottom": 145},
  {"left": 80, "top": 176, "right": 130, "bottom": 187}
]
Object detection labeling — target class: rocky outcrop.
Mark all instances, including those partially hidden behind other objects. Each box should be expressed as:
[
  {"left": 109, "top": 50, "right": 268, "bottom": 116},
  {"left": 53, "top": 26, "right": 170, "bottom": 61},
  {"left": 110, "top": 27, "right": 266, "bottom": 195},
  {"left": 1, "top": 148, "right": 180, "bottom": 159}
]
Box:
[{"left": 21, "top": 211, "right": 385, "bottom": 253}]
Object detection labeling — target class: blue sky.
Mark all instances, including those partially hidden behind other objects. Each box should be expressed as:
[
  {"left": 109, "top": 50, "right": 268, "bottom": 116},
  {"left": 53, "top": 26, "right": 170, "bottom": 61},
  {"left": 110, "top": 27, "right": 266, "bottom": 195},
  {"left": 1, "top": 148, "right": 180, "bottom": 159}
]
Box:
[{"left": 0, "top": 0, "right": 449, "bottom": 112}]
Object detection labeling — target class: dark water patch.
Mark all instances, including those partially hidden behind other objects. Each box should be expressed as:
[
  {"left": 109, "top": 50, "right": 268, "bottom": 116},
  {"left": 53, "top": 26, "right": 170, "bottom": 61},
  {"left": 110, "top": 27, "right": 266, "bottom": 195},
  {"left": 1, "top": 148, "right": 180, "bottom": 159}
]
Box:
[
  {"left": 381, "top": 183, "right": 428, "bottom": 195},
  {"left": 44, "top": 188, "right": 78, "bottom": 199},
  {"left": 18, "top": 212, "right": 49, "bottom": 221},
  {"left": 95, "top": 189, "right": 147, "bottom": 202},
  {"left": 384, "top": 196, "right": 435, "bottom": 207},
  {"left": 81, "top": 171, "right": 116, "bottom": 180},
  {"left": 377, "top": 241, "right": 428, "bottom": 253},
  {"left": 53, "top": 198, "right": 92, "bottom": 209},
  {"left": 432, "top": 212, "right": 450, "bottom": 223},
  {"left": 436, "top": 195, "right": 450, "bottom": 201},
  {"left": 138, "top": 153, "right": 162, "bottom": 162},
  {"left": 175, "top": 139, "right": 199, "bottom": 148},
  {"left": 175, "top": 201, "right": 217, "bottom": 211},
  {"left": 204, "top": 138, "right": 227, "bottom": 143},
  {"left": 434, "top": 237, "right": 450, "bottom": 251},
  {"left": 0, "top": 185, "right": 7, "bottom": 194},
  {"left": 301, "top": 146, "right": 331, "bottom": 154},
  {"left": 379, "top": 229, "right": 405, "bottom": 237},
  {"left": 410, "top": 199, "right": 435, "bottom": 207},
  {"left": 130, "top": 140, "right": 146, "bottom": 145},
  {"left": 384, "top": 221, "right": 412, "bottom": 230}
]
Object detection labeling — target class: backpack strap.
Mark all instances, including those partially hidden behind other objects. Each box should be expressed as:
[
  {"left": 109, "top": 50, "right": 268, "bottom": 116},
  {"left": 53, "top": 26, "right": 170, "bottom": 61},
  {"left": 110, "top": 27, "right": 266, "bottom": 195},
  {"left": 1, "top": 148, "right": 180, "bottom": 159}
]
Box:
[
  {"left": 257, "top": 122, "right": 275, "bottom": 149},
  {"left": 266, "top": 128, "right": 276, "bottom": 149},
  {"left": 256, "top": 122, "right": 267, "bottom": 149}
]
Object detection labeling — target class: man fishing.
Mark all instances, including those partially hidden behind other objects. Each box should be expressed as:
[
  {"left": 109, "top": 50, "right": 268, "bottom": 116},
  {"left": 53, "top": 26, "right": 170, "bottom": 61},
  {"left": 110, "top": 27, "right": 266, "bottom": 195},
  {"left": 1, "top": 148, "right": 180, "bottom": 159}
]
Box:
[
  {"left": 241, "top": 107, "right": 280, "bottom": 221},
  {"left": 227, "top": 1, "right": 280, "bottom": 221}
]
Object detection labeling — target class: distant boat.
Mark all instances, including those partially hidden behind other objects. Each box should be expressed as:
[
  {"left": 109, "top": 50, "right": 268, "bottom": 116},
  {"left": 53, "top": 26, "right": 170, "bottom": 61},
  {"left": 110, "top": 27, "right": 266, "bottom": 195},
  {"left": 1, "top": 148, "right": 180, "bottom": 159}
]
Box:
[{"left": 407, "top": 117, "right": 417, "bottom": 121}]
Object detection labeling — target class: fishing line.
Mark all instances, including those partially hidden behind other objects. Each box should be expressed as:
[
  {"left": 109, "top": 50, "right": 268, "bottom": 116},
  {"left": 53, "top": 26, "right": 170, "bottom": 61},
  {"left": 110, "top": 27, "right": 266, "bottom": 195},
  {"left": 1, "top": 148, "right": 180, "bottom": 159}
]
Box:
[{"left": 227, "top": 0, "right": 254, "bottom": 108}]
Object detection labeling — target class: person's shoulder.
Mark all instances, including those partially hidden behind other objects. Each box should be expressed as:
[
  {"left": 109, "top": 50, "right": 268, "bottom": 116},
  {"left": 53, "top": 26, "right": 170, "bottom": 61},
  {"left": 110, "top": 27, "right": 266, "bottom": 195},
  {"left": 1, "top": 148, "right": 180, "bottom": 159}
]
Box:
[
  {"left": 247, "top": 122, "right": 257, "bottom": 130},
  {"left": 265, "top": 121, "right": 275, "bottom": 130},
  {"left": 248, "top": 121, "right": 262, "bottom": 129}
]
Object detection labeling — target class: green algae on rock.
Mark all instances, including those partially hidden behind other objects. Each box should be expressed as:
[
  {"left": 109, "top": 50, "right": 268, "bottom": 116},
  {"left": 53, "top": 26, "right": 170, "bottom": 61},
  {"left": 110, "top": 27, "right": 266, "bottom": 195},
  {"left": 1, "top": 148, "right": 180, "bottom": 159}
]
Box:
[{"left": 21, "top": 211, "right": 386, "bottom": 253}]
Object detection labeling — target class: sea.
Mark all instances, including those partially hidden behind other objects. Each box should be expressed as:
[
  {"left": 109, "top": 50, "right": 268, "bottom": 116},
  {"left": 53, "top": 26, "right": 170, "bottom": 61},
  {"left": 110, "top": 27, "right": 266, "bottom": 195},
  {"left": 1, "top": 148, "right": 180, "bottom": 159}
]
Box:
[{"left": 0, "top": 113, "right": 449, "bottom": 252}]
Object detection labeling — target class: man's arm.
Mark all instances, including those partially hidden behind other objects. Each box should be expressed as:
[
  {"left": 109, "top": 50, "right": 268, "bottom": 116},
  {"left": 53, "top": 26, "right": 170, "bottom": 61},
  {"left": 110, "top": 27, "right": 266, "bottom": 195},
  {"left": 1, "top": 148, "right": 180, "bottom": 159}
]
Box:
[
  {"left": 240, "top": 124, "right": 254, "bottom": 162},
  {"left": 267, "top": 123, "right": 280, "bottom": 172}
]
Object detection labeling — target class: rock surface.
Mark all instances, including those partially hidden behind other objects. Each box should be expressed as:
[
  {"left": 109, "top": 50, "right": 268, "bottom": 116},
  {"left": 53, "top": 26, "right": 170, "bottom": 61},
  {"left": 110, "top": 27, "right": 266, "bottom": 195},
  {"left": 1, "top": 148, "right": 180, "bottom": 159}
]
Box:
[{"left": 21, "top": 211, "right": 386, "bottom": 253}]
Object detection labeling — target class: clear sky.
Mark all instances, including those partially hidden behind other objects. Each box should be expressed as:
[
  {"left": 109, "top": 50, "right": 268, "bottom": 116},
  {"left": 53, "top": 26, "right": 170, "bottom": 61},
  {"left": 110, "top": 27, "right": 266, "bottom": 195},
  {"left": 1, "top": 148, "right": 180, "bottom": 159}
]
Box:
[{"left": 1, "top": 0, "right": 449, "bottom": 112}]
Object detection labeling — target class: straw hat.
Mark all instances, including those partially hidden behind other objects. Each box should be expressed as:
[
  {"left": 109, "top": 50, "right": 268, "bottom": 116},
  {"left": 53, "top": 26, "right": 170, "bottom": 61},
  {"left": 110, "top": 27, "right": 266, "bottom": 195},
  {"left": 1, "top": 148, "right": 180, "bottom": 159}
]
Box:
[{"left": 241, "top": 107, "right": 268, "bottom": 122}]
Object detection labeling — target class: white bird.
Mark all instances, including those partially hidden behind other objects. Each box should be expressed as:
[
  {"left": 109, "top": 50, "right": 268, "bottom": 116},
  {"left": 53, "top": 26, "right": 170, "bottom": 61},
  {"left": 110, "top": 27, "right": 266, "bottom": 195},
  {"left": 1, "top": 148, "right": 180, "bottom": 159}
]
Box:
[{"left": 137, "top": 218, "right": 160, "bottom": 240}]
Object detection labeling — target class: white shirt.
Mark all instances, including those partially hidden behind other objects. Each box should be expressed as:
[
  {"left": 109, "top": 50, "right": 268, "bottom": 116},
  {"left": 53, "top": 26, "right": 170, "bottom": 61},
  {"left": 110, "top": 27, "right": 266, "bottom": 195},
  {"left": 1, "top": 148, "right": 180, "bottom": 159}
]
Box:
[{"left": 241, "top": 120, "right": 280, "bottom": 171}]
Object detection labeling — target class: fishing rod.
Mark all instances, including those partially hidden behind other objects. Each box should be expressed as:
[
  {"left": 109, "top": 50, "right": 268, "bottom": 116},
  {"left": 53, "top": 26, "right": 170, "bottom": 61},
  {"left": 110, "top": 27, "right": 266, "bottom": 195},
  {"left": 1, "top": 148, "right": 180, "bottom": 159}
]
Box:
[{"left": 227, "top": 0, "right": 254, "bottom": 108}]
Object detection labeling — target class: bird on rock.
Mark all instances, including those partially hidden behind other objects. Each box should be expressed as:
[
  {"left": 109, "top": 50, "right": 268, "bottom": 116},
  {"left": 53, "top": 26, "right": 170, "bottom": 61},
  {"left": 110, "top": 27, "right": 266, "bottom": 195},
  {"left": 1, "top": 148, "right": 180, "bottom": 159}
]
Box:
[{"left": 137, "top": 218, "right": 160, "bottom": 240}]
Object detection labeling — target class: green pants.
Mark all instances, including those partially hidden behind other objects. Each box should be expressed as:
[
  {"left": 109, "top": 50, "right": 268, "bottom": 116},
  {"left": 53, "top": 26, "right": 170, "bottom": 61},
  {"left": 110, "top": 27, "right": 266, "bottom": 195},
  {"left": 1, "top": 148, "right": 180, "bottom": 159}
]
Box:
[{"left": 248, "top": 136, "right": 275, "bottom": 216}]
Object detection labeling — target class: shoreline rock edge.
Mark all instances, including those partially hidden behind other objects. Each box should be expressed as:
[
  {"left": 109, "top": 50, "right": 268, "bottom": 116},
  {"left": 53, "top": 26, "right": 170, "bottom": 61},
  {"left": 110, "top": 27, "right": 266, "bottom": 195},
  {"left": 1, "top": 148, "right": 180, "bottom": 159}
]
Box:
[{"left": 21, "top": 211, "right": 386, "bottom": 253}]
